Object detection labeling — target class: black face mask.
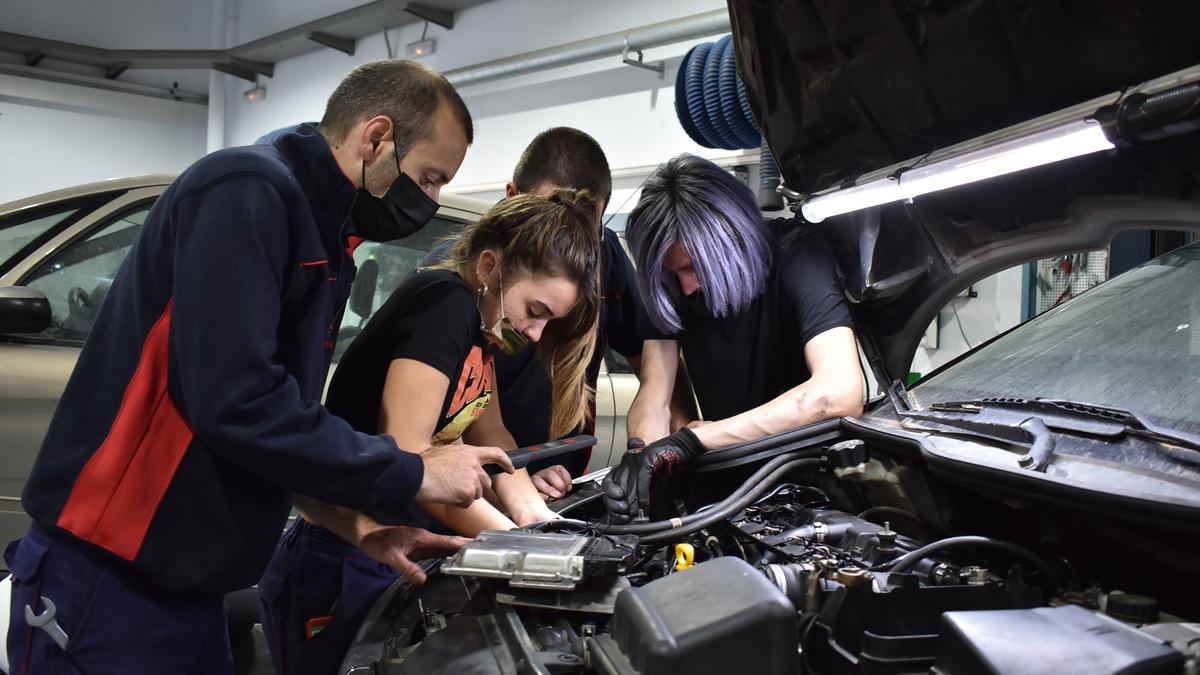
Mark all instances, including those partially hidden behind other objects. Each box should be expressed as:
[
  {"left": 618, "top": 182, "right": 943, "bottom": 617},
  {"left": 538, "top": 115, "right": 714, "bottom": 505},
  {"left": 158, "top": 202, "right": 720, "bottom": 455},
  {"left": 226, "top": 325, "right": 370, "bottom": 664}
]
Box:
[
  {"left": 351, "top": 149, "right": 438, "bottom": 242},
  {"left": 677, "top": 287, "right": 710, "bottom": 317}
]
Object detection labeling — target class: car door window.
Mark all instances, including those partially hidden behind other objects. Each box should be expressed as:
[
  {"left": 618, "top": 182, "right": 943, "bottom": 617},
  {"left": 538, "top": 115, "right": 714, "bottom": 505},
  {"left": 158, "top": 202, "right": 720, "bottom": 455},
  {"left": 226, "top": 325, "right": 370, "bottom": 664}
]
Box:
[
  {"left": 0, "top": 209, "right": 79, "bottom": 269},
  {"left": 333, "top": 215, "right": 467, "bottom": 360},
  {"left": 0, "top": 195, "right": 112, "bottom": 276},
  {"left": 21, "top": 203, "right": 152, "bottom": 342}
]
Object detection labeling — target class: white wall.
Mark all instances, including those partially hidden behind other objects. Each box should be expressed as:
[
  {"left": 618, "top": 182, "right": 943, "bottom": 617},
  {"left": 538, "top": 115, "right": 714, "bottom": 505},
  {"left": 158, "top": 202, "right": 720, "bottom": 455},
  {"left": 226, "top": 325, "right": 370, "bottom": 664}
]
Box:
[
  {"left": 910, "top": 266, "right": 1025, "bottom": 378},
  {"left": 221, "top": 0, "right": 738, "bottom": 215},
  {"left": 0, "top": 74, "right": 207, "bottom": 204}
]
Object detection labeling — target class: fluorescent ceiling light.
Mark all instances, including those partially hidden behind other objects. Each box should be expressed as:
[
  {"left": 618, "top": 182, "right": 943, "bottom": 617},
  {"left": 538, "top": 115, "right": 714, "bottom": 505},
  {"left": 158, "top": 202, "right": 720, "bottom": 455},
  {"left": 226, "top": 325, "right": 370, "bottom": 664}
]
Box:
[
  {"left": 800, "top": 119, "right": 1114, "bottom": 223},
  {"left": 799, "top": 178, "right": 902, "bottom": 223}
]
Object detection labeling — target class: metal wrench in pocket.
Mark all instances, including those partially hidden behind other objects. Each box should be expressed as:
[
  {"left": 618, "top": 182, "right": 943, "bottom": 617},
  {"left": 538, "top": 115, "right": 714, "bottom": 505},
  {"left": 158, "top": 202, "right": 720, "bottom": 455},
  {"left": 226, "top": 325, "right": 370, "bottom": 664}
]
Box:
[{"left": 24, "top": 596, "right": 69, "bottom": 651}]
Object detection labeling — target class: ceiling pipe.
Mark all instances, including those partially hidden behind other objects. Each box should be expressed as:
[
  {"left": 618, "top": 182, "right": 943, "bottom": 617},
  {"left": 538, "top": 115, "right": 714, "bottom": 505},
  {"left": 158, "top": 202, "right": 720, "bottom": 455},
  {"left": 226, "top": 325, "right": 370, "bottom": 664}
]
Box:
[{"left": 443, "top": 9, "right": 730, "bottom": 88}]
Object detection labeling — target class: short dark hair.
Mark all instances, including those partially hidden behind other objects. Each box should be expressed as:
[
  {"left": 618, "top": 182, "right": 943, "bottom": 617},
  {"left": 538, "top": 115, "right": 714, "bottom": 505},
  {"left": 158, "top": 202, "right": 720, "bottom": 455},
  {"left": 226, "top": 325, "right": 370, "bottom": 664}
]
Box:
[
  {"left": 319, "top": 59, "right": 473, "bottom": 159},
  {"left": 513, "top": 127, "right": 612, "bottom": 208}
]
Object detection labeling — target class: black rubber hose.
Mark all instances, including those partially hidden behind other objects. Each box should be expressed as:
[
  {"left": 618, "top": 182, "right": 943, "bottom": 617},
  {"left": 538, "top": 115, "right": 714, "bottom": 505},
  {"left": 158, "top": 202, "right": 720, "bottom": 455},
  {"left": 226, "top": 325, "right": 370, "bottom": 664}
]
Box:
[
  {"left": 638, "top": 458, "right": 821, "bottom": 544},
  {"left": 859, "top": 504, "right": 931, "bottom": 530},
  {"left": 756, "top": 483, "right": 829, "bottom": 507},
  {"left": 601, "top": 450, "right": 817, "bottom": 534},
  {"left": 878, "top": 535, "right": 1060, "bottom": 590}
]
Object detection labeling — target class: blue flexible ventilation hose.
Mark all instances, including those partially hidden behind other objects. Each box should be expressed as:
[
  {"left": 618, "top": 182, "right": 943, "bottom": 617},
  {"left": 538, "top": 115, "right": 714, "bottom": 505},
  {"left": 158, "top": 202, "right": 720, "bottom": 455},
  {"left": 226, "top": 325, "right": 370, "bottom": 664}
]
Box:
[
  {"left": 702, "top": 36, "right": 741, "bottom": 149},
  {"left": 675, "top": 33, "right": 761, "bottom": 150},
  {"left": 683, "top": 42, "right": 720, "bottom": 148},
  {"left": 719, "top": 37, "right": 760, "bottom": 148}
]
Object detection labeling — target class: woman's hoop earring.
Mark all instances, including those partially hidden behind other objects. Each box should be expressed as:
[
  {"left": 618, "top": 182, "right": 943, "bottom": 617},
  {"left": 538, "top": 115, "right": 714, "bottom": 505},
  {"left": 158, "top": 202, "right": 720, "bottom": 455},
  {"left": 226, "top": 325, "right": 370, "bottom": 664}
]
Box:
[{"left": 478, "top": 283, "right": 488, "bottom": 296}]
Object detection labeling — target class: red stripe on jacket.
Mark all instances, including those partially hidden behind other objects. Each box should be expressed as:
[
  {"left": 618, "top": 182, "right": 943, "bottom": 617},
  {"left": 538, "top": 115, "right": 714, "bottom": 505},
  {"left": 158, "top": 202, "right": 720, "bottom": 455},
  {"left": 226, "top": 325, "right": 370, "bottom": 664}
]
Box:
[{"left": 57, "top": 300, "right": 195, "bottom": 561}]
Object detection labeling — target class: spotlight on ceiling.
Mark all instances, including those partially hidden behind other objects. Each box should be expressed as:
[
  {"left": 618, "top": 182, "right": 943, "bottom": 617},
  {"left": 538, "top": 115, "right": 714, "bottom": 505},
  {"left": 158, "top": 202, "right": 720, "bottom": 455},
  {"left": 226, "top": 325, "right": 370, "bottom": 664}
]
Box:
[
  {"left": 406, "top": 38, "right": 436, "bottom": 58},
  {"left": 243, "top": 84, "right": 267, "bottom": 102}
]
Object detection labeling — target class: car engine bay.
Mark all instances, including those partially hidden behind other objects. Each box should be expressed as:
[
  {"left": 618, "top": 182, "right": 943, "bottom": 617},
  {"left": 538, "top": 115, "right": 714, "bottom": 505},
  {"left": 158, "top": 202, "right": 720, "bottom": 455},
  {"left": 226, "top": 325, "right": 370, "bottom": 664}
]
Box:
[{"left": 344, "top": 422, "right": 1200, "bottom": 675}]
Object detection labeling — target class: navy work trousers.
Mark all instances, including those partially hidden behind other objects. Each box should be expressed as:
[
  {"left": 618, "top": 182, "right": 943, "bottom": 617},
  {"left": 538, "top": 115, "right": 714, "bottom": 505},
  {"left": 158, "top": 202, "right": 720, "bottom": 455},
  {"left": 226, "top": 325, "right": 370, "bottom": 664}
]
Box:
[
  {"left": 4, "top": 522, "right": 231, "bottom": 674},
  {"left": 258, "top": 519, "right": 398, "bottom": 675}
]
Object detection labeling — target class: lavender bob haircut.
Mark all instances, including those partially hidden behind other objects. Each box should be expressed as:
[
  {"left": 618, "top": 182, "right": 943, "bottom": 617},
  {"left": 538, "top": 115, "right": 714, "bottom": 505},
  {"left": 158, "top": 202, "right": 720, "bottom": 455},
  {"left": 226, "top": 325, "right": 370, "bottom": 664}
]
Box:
[{"left": 625, "top": 154, "right": 771, "bottom": 333}]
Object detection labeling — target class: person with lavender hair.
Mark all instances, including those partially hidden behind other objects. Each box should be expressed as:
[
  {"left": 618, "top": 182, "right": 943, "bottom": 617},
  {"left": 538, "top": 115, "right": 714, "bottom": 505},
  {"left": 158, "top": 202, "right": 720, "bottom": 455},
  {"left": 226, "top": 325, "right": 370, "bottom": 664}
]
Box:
[{"left": 605, "top": 154, "right": 865, "bottom": 522}]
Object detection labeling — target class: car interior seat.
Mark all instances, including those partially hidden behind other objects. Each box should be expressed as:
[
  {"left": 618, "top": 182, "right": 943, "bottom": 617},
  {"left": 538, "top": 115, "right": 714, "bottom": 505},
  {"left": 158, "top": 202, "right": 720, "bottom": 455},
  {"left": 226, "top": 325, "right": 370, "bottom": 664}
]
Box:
[{"left": 338, "top": 258, "right": 379, "bottom": 343}]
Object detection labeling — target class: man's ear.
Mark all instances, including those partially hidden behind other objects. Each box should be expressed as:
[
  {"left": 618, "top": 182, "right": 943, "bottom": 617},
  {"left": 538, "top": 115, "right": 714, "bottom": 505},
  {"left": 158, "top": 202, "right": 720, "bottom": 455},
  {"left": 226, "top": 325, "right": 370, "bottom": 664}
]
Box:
[
  {"left": 504, "top": 181, "right": 519, "bottom": 199},
  {"left": 360, "top": 115, "right": 394, "bottom": 166}
]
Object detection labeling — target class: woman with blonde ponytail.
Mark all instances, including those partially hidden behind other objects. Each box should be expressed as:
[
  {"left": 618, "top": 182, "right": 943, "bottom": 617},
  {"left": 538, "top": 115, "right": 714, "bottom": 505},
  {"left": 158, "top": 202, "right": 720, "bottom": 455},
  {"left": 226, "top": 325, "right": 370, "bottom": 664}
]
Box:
[{"left": 259, "top": 188, "right": 602, "bottom": 675}]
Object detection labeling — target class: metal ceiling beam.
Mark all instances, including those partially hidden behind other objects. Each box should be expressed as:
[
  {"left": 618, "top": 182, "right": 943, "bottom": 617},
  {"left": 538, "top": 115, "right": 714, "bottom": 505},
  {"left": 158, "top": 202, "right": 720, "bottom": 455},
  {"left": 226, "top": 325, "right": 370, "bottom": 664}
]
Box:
[
  {"left": 210, "top": 62, "right": 259, "bottom": 83},
  {"left": 0, "top": 33, "right": 227, "bottom": 69},
  {"left": 228, "top": 0, "right": 406, "bottom": 59},
  {"left": 230, "top": 58, "right": 274, "bottom": 78},
  {"left": 0, "top": 31, "right": 108, "bottom": 63},
  {"left": 404, "top": 2, "right": 454, "bottom": 29},
  {"left": 105, "top": 62, "right": 129, "bottom": 79},
  {"left": 0, "top": 0, "right": 418, "bottom": 84},
  {"left": 0, "top": 62, "right": 207, "bottom": 104},
  {"left": 106, "top": 51, "right": 226, "bottom": 68},
  {"left": 307, "top": 31, "right": 355, "bottom": 56}
]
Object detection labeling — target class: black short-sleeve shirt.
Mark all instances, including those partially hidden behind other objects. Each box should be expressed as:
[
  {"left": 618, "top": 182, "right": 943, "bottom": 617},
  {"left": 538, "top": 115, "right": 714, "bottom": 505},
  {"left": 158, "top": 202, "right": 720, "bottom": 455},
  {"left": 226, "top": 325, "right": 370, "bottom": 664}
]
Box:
[
  {"left": 676, "top": 221, "right": 854, "bottom": 421},
  {"left": 325, "top": 268, "right": 494, "bottom": 444}
]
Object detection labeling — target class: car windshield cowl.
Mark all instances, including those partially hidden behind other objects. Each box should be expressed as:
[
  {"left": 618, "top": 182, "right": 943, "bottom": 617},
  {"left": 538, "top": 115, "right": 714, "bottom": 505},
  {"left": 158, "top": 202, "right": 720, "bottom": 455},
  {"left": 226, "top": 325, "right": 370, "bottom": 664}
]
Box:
[
  {"left": 915, "top": 397, "right": 1200, "bottom": 452},
  {"left": 894, "top": 394, "right": 1200, "bottom": 483}
]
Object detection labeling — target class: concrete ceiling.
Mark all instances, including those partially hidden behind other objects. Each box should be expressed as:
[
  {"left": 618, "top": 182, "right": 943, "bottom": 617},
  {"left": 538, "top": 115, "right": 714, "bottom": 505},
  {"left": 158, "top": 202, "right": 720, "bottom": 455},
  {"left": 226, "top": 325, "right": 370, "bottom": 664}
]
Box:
[{"left": 0, "top": 0, "right": 490, "bottom": 99}]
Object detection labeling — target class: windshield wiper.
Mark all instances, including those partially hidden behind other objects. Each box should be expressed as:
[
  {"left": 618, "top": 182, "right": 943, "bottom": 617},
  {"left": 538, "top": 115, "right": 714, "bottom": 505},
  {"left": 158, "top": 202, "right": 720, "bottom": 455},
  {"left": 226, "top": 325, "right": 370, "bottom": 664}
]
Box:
[
  {"left": 925, "top": 397, "right": 1200, "bottom": 454},
  {"left": 895, "top": 403, "right": 1059, "bottom": 471}
]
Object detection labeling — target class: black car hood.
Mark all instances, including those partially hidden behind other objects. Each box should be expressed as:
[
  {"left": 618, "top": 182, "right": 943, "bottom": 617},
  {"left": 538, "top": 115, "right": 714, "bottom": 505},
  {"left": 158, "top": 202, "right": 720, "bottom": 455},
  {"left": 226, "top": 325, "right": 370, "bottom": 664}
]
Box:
[{"left": 728, "top": 0, "right": 1200, "bottom": 382}]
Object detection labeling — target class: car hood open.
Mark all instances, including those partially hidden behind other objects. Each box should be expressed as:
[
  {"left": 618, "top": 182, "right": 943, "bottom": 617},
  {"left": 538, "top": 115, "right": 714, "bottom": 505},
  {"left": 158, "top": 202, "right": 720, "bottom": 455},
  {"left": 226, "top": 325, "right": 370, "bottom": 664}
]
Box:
[{"left": 728, "top": 0, "right": 1200, "bottom": 383}]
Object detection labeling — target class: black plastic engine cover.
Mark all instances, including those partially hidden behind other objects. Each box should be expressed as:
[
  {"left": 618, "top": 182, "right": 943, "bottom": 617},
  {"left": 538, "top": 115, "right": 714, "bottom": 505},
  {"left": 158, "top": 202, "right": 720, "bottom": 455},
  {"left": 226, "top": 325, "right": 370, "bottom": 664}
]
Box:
[
  {"left": 591, "top": 557, "right": 798, "bottom": 675},
  {"left": 935, "top": 605, "right": 1184, "bottom": 675}
]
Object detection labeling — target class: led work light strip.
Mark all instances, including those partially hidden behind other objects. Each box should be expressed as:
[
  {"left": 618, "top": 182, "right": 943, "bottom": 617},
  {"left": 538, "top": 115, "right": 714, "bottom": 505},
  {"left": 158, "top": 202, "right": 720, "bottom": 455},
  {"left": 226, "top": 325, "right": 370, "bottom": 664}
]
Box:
[{"left": 799, "top": 119, "right": 1115, "bottom": 223}]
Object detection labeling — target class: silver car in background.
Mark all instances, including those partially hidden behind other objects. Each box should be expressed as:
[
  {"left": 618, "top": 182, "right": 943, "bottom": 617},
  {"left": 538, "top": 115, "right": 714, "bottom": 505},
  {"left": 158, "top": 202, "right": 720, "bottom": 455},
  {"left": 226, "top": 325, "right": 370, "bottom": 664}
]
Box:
[{"left": 0, "top": 176, "right": 635, "bottom": 553}]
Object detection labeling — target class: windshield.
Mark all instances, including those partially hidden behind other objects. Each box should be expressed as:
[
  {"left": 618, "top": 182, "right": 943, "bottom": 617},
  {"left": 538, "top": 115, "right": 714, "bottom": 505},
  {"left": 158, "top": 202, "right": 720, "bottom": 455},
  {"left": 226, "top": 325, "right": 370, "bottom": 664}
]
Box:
[{"left": 911, "top": 240, "right": 1200, "bottom": 434}]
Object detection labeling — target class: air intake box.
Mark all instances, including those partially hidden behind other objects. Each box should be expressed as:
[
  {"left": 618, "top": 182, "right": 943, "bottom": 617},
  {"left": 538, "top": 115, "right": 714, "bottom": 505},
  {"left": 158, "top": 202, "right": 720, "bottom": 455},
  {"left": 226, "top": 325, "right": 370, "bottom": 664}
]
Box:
[
  {"left": 591, "top": 557, "right": 798, "bottom": 675},
  {"left": 935, "top": 605, "right": 1184, "bottom": 675}
]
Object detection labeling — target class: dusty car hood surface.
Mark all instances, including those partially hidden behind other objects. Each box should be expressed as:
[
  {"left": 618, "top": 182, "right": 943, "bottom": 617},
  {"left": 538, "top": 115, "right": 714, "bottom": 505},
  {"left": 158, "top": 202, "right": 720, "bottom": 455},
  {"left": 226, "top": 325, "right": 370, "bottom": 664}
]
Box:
[{"left": 728, "top": 0, "right": 1200, "bottom": 381}]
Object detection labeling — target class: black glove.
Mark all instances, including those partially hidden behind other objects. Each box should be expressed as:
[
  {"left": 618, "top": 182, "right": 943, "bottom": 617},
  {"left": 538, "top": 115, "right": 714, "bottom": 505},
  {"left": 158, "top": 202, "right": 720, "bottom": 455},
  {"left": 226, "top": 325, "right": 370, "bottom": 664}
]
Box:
[{"left": 603, "top": 428, "right": 706, "bottom": 524}]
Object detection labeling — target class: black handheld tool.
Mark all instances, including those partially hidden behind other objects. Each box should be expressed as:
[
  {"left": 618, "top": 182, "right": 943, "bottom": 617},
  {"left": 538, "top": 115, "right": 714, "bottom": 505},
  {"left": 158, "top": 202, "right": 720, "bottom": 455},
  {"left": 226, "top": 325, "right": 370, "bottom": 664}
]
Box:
[{"left": 485, "top": 435, "right": 597, "bottom": 475}]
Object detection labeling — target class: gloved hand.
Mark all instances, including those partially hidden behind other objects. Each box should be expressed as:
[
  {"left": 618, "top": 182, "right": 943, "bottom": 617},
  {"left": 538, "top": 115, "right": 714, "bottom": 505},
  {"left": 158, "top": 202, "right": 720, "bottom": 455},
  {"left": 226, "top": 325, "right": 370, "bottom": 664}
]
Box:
[{"left": 602, "top": 428, "right": 706, "bottom": 524}]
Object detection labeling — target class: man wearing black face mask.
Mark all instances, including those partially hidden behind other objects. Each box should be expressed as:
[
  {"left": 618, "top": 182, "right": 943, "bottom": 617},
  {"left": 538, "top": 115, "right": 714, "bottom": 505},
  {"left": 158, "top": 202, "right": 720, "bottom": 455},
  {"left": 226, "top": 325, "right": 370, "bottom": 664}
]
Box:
[{"left": 5, "top": 60, "right": 514, "bottom": 675}]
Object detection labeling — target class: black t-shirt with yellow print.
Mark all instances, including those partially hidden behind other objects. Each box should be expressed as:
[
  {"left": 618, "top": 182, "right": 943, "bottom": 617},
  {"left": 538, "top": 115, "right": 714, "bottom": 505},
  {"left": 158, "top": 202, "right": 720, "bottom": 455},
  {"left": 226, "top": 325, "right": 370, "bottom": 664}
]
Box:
[{"left": 326, "top": 268, "right": 493, "bottom": 445}]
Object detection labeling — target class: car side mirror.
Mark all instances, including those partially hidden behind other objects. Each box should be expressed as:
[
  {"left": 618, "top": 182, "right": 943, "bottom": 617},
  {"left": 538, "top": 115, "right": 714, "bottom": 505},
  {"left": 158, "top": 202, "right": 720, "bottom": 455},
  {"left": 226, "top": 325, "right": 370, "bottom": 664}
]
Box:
[{"left": 0, "top": 287, "right": 51, "bottom": 334}]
